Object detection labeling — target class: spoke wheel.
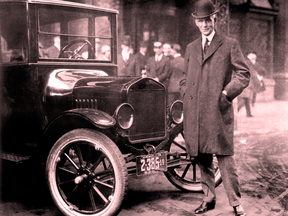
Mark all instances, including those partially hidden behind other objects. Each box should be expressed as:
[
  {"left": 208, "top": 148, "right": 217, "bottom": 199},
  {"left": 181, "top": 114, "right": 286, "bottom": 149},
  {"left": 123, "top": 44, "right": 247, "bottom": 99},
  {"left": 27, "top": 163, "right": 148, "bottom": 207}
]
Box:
[
  {"left": 163, "top": 123, "right": 222, "bottom": 192},
  {"left": 46, "top": 129, "right": 127, "bottom": 216}
]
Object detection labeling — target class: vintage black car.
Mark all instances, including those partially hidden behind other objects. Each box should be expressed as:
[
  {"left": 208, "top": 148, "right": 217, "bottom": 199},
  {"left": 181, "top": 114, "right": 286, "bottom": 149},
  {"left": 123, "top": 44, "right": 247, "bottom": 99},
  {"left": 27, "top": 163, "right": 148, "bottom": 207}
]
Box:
[{"left": 0, "top": 0, "right": 221, "bottom": 215}]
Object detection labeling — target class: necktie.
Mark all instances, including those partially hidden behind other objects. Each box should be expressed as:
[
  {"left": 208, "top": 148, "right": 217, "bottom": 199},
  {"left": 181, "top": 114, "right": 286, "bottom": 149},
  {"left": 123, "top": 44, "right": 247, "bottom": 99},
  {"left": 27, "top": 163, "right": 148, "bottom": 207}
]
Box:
[{"left": 204, "top": 38, "right": 209, "bottom": 54}]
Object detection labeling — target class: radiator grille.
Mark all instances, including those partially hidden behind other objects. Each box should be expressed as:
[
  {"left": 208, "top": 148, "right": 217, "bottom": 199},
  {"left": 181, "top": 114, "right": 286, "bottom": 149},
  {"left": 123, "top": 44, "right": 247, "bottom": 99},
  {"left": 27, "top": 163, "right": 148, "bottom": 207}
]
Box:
[{"left": 127, "top": 89, "right": 166, "bottom": 142}]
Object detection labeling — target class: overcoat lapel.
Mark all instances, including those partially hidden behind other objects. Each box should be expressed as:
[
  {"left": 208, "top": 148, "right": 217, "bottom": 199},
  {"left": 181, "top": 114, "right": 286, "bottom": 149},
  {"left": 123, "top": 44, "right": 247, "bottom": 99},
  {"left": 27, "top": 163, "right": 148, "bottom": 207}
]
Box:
[
  {"left": 203, "top": 33, "right": 224, "bottom": 63},
  {"left": 195, "top": 38, "right": 202, "bottom": 65}
]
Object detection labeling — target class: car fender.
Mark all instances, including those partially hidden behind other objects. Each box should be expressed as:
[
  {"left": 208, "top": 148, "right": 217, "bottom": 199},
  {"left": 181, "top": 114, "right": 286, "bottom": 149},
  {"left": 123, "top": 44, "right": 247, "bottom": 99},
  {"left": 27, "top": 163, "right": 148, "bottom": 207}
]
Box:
[{"left": 33, "top": 109, "right": 116, "bottom": 163}]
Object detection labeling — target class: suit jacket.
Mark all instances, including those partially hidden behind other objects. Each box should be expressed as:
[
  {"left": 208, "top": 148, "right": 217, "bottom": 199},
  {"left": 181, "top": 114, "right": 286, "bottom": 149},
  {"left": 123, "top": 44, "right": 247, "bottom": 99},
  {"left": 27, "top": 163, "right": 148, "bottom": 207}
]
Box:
[
  {"left": 134, "top": 52, "right": 149, "bottom": 76},
  {"left": 168, "top": 55, "right": 184, "bottom": 93},
  {"left": 117, "top": 53, "right": 136, "bottom": 76},
  {"left": 146, "top": 55, "right": 170, "bottom": 88},
  {"left": 180, "top": 32, "right": 250, "bottom": 156}
]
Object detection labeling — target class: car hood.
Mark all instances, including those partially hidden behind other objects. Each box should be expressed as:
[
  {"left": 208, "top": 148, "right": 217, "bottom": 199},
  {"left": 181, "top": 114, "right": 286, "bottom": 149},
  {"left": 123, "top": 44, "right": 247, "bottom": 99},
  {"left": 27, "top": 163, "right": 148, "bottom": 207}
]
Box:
[{"left": 46, "top": 68, "right": 137, "bottom": 96}]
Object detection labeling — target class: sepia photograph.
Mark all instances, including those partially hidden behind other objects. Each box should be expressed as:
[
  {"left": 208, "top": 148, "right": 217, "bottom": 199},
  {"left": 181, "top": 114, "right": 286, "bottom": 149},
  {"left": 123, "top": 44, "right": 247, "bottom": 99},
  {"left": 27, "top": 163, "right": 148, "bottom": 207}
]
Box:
[{"left": 0, "top": 0, "right": 287, "bottom": 215}]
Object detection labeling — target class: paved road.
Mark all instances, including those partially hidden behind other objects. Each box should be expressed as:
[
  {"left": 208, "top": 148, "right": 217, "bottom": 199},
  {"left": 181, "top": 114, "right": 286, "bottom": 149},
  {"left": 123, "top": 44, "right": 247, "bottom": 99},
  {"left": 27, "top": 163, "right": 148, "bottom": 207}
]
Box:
[{"left": 1, "top": 131, "right": 287, "bottom": 215}]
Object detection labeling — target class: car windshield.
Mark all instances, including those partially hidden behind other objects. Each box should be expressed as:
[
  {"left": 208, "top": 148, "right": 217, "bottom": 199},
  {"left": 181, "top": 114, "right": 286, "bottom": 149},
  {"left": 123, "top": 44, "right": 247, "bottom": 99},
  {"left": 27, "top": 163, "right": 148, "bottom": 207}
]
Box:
[{"left": 38, "top": 5, "right": 113, "bottom": 61}]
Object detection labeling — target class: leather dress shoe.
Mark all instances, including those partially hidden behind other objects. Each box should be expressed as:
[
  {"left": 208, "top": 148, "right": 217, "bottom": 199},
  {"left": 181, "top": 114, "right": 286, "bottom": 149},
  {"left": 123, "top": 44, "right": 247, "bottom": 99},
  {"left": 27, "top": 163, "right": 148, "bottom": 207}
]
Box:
[
  {"left": 194, "top": 199, "right": 216, "bottom": 214},
  {"left": 233, "top": 205, "right": 246, "bottom": 216}
]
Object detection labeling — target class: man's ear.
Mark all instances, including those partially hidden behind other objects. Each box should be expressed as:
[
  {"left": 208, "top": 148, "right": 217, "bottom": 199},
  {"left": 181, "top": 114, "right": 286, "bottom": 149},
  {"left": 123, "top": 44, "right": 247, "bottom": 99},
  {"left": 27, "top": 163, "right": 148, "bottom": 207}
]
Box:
[{"left": 210, "top": 14, "right": 217, "bottom": 23}]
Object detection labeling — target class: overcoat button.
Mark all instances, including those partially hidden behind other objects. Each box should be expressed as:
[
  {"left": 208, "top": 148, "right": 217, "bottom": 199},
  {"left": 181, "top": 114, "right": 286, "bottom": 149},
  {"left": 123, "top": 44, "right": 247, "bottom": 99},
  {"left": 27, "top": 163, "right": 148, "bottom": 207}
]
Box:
[
  {"left": 193, "top": 83, "right": 195, "bottom": 85},
  {"left": 190, "top": 96, "right": 193, "bottom": 99}
]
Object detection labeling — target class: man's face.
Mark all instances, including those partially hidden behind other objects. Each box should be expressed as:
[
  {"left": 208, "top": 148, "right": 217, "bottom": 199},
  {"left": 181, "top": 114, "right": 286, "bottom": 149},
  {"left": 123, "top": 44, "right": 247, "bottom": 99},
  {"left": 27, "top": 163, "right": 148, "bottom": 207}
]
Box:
[
  {"left": 195, "top": 15, "right": 215, "bottom": 36},
  {"left": 121, "top": 44, "right": 130, "bottom": 53},
  {"left": 153, "top": 45, "right": 162, "bottom": 55},
  {"left": 163, "top": 44, "right": 171, "bottom": 56}
]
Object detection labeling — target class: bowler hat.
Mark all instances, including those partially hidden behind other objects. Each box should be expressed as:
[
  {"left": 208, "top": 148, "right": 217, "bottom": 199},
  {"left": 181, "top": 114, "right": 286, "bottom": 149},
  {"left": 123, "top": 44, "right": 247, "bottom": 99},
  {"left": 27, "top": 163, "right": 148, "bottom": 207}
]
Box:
[
  {"left": 192, "top": 0, "right": 218, "bottom": 18},
  {"left": 172, "top": 44, "right": 181, "bottom": 52},
  {"left": 139, "top": 41, "right": 148, "bottom": 48},
  {"left": 122, "top": 35, "right": 131, "bottom": 46}
]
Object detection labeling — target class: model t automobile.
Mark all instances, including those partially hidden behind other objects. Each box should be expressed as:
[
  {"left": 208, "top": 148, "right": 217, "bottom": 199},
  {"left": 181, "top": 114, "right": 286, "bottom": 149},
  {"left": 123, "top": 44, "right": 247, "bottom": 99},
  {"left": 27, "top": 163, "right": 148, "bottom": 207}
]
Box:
[{"left": 1, "top": 0, "right": 221, "bottom": 215}]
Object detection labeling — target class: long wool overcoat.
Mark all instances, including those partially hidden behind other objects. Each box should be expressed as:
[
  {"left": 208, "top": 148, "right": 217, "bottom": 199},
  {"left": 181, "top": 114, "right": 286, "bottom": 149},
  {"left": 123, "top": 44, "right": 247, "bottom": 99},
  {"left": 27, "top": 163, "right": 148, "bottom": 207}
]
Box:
[{"left": 179, "top": 32, "right": 250, "bottom": 156}]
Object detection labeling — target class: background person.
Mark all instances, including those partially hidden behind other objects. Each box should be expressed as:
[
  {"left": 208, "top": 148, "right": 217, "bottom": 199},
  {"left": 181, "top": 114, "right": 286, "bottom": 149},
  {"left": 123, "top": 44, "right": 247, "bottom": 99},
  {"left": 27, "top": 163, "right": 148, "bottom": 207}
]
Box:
[
  {"left": 97, "top": 45, "right": 111, "bottom": 60},
  {"left": 238, "top": 53, "right": 262, "bottom": 117},
  {"left": 44, "top": 36, "right": 61, "bottom": 58},
  {"left": 167, "top": 43, "right": 184, "bottom": 104},
  {"left": 146, "top": 41, "right": 171, "bottom": 88},
  {"left": 179, "top": 0, "right": 250, "bottom": 215},
  {"left": 246, "top": 51, "right": 268, "bottom": 106},
  {"left": 117, "top": 35, "right": 136, "bottom": 76},
  {"left": 162, "top": 42, "right": 173, "bottom": 60},
  {"left": 134, "top": 41, "right": 149, "bottom": 76}
]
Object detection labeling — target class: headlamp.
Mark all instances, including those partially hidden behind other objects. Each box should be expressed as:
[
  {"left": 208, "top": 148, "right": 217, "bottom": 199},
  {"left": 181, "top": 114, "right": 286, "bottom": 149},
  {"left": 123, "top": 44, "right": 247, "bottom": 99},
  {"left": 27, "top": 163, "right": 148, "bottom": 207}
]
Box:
[{"left": 114, "top": 103, "right": 134, "bottom": 129}]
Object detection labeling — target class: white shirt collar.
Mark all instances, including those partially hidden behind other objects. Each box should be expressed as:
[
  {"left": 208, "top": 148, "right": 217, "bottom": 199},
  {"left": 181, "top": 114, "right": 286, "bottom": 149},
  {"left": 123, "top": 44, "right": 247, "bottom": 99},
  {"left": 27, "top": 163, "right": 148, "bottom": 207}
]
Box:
[
  {"left": 155, "top": 53, "right": 163, "bottom": 61},
  {"left": 202, "top": 30, "right": 215, "bottom": 49},
  {"left": 122, "top": 50, "right": 130, "bottom": 61},
  {"left": 140, "top": 50, "right": 145, "bottom": 56},
  {"left": 174, "top": 53, "right": 181, "bottom": 58}
]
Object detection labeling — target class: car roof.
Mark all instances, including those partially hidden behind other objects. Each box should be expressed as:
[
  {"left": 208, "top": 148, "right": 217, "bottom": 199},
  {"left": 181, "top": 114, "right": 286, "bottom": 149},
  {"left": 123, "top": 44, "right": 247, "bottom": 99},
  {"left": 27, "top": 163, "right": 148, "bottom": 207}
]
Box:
[{"left": 0, "top": 0, "right": 119, "bottom": 14}]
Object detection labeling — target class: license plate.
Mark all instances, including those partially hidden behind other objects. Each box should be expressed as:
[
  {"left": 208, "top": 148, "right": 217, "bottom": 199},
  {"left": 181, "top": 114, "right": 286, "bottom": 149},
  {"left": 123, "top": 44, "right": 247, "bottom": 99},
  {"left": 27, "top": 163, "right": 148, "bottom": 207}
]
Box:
[{"left": 136, "top": 151, "right": 167, "bottom": 175}]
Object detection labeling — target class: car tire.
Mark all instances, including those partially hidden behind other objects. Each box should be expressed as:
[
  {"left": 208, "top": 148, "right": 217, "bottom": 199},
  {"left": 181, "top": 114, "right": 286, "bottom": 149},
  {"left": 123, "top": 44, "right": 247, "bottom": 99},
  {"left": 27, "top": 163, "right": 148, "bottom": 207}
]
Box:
[
  {"left": 164, "top": 123, "right": 222, "bottom": 192},
  {"left": 46, "top": 128, "right": 127, "bottom": 216}
]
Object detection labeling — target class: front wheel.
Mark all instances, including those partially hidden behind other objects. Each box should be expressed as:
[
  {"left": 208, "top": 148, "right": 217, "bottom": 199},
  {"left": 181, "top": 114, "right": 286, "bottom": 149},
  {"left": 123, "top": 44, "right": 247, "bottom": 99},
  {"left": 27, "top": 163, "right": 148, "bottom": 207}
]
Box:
[
  {"left": 46, "top": 129, "right": 128, "bottom": 216},
  {"left": 164, "top": 123, "right": 222, "bottom": 192}
]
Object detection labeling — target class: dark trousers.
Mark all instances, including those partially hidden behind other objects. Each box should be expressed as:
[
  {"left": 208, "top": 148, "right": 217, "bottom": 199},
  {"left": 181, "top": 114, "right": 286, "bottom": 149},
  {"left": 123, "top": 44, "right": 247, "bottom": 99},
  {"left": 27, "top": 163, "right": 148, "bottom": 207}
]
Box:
[
  {"left": 252, "top": 91, "right": 257, "bottom": 106},
  {"left": 197, "top": 153, "right": 241, "bottom": 207},
  {"left": 238, "top": 97, "right": 252, "bottom": 116}
]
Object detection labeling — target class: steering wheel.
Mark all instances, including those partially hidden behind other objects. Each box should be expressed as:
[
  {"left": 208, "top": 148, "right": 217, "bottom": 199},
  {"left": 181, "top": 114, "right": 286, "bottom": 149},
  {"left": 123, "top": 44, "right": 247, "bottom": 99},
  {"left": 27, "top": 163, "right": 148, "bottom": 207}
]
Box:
[{"left": 59, "top": 39, "right": 93, "bottom": 59}]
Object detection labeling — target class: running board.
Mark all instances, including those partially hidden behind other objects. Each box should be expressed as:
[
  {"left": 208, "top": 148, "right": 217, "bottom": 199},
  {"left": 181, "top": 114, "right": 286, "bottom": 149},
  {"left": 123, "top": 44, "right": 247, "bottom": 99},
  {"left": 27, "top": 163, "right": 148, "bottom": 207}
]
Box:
[{"left": 1, "top": 152, "right": 31, "bottom": 163}]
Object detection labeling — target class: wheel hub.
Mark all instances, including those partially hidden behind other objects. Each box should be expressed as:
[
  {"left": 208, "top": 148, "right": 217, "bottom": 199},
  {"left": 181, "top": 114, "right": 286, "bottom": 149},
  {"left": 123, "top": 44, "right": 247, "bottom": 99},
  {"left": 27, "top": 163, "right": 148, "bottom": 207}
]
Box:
[{"left": 75, "top": 168, "right": 93, "bottom": 184}]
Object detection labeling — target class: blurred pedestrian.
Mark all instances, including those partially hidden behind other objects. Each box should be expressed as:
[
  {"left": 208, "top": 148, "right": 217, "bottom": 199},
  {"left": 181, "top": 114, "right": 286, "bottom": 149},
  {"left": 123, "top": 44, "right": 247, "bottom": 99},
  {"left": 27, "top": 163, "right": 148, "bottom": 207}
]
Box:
[
  {"left": 247, "top": 52, "right": 267, "bottom": 106},
  {"left": 134, "top": 41, "right": 149, "bottom": 76},
  {"left": 146, "top": 41, "right": 171, "bottom": 88},
  {"left": 44, "top": 36, "right": 60, "bottom": 58},
  {"left": 97, "top": 45, "right": 111, "bottom": 61},
  {"left": 163, "top": 42, "right": 173, "bottom": 60},
  {"left": 179, "top": 0, "right": 250, "bottom": 215},
  {"left": 117, "top": 35, "right": 135, "bottom": 76},
  {"left": 167, "top": 43, "right": 184, "bottom": 104},
  {"left": 238, "top": 54, "right": 262, "bottom": 117}
]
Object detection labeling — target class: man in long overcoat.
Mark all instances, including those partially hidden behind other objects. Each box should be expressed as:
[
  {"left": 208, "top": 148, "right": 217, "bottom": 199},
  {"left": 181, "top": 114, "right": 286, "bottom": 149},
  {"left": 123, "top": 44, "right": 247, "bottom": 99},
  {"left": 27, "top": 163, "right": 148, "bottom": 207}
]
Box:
[{"left": 179, "top": 0, "right": 250, "bottom": 215}]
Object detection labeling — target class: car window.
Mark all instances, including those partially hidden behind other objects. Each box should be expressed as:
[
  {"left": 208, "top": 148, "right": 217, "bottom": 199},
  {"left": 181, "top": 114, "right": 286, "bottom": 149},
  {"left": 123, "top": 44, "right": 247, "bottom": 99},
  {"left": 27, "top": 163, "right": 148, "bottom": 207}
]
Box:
[
  {"left": 38, "top": 5, "right": 113, "bottom": 61},
  {"left": 0, "top": 3, "right": 27, "bottom": 63}
]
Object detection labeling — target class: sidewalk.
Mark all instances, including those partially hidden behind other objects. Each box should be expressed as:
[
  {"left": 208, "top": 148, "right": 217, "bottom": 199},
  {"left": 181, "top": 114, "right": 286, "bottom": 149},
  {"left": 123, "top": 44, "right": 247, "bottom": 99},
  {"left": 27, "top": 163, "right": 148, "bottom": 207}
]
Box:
[
  {"left": 234, "top": 100, "right": 288, "bottom": 137},
  {"left": 188, "top": 100, "right": 288, "bottom": 216}
]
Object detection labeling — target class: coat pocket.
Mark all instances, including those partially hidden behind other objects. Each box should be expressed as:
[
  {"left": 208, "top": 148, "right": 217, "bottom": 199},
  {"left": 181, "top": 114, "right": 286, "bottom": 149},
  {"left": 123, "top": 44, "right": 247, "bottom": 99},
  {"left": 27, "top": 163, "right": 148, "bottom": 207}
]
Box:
[
  {"left": 219, "top": 93, "right": 232, "bottom": 112},
  {"left": 219, "top": 93, "right": 233, "bottom": 124}
]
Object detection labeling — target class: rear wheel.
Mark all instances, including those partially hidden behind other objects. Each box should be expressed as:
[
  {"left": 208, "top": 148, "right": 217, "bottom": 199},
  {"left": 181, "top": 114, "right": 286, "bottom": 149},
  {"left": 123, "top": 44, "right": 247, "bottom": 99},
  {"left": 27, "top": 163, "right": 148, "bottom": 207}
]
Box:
[
  {"left": 46, "top": 129, "right": 127, "bottom": 216},
  {"left": 164, "top": 123, "right": 222, "bottom": 191}
]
